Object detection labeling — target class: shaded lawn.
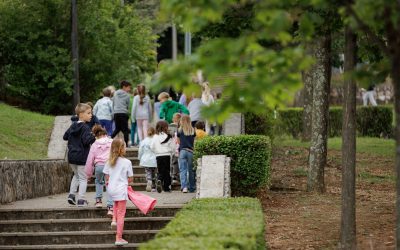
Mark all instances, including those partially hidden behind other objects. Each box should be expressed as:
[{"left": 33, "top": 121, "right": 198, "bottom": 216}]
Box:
[{"left": 0, "top": 103, "right": 54, "bottom": 159}]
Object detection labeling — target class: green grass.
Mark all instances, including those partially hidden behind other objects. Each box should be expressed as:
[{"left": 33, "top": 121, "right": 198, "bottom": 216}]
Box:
[
  {"left": 275, "top": 136, "right": 395, "bottom": 158},
  {"left": 0, "top": 103, "right": 54, "bottom": 159}
]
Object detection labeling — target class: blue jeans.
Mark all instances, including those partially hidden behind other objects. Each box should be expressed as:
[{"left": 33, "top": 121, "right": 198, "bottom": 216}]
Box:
[
  {"left": 178, "top": 149, "right": 196, "bottom": 192},
  {"left": 94, "top": 165, "right": 113, "bottom": 207},
  {"left": 130, "top": 122, "right": 139, "bottom": 145},
  {"left": 99, "top": 119, "right": 113, "bottom": 136}
]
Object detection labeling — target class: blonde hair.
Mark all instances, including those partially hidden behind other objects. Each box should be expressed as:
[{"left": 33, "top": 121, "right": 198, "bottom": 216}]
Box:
[
  {"left": 147, "top": 127, "right": 155, "bottom": 137},
  {"left": 172, "top": 113, "right": 182, "bottom": 124},
  {"left": 75, "top": 103, "right": 91, "bottom": 116},
  {"left": 108, "top": 138, "right": 126, "bottom": 167},
  {"left": 158, "top": 92, "right": 170, "bottom": 101},
  {"left": 179, "top": 115, "right": 195, "bottom": 136},
  {"left": 201, "top": 82, "right": 211, "bottom": 102}
]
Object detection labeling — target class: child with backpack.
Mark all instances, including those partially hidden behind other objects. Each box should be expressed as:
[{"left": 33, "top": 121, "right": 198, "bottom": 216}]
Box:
[
  {"left": 150, "top": 120, "right": 176, "bottom": 193},
  {"left": 85, "top": 125, "right": 114, "bottom": 215},
  {"left": 103, "top": 138, "right": 134, "bottom": 246}
]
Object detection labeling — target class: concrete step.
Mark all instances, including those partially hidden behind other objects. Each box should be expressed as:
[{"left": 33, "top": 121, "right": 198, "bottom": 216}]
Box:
[
  {"left": 127, "top": 157, "right": 140, "bottom": 166},
  {"left": 0, "top": 243, "right": 140, "bottom": 249},
  {"left": 0, "top": 230, "right": 158, "bottom": 245},
  {"left": 87, "top": 182, "right": 181, "bottom": 192},
  {"left": 0, "top": 217, "right": 172, "bottom": 232},
  {"left": 125, "top": 148, "right": 138, "bottom": 158},
  {"left": 89, "top": 174, "right": 147, "bottom": 184},
  {"left": 0, "top": 206, "right": 182, "bottom": 220}
]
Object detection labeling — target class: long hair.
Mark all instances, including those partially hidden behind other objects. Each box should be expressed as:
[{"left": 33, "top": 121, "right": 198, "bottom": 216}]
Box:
[
  {"left": 201, "top": 82, "right": 211, "bottom": 102},
  {"left": 156, "top": 120, "right": 172, "bottom": 143},
  {"left": 179, "top": 115, "right": 195, "bottom": 136},
  {"left": 137, "top": 84, "right": 146, "bottom": 105},
  {"left": 108, "top": 138, "right": 125, "bottom": 167}
]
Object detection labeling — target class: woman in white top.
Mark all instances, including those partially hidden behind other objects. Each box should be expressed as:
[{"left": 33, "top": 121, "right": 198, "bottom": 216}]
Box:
[
  {"left": 201, "top": 82, "right": 215, "bottom": 134},
  {"left": 131, "top": 84, "right": 152, "bottom": 141}
]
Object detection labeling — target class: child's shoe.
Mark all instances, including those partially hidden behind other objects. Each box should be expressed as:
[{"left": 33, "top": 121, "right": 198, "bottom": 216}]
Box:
[
  {"left": 115, "top": 238, "right": 128, "bottom": 246},
  {"left": 146, "top": 181, "right": 152, "bottom": 192},
  {"left": 111, "top": 220, "right": 117, "bottom": 230},
  {"left": 151, "top": 188, "right": 157, "bottom": 192},
  {"left": 107, "top": 206, "right": 113, "bottom": 217},
  {"left": 67, "top": 194, "right": 76, "bottom": 205},
  {"left": 77, "top": 199, "right": 88, "bottom": 207},
  {"left": 156, "top": 180, "right": 162, "bottom": 193},
  {"left": 95, "top": 198, "right": 102, "bottom": 208},
  {"left": 182, "top": 187, "right": 188, "bottom": 193}
]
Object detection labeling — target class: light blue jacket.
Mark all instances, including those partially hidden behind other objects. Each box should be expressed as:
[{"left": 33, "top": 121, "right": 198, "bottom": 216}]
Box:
[
  {"left": 138, "top": 137, "right": 157, "bottom": 168},
  {"left": 93, "top": 97, "right": 113, "bottom": 120}
]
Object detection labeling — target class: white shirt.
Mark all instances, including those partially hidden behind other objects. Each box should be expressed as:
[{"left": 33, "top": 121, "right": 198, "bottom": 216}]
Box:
[{"left": 103, "top": 157, "right": 133, "bottom": 201}]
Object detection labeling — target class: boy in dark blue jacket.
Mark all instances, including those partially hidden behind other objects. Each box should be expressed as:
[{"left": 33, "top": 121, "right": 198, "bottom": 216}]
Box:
[{"left": 64, "top": 103, "right": 96, "bottom": 206}]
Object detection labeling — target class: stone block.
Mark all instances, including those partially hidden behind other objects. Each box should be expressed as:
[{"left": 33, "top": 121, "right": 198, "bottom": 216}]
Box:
[
  {"left": 196, "top": 155, "right": 230, "bottom": 198},
  {"left": 223, "top": 113, "right": 244, "bottom": 135}
]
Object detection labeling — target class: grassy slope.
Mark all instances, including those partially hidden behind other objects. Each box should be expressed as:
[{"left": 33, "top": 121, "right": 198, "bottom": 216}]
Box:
[
  {"left": 275, "top": 136, "right": 395, "bottom": 158},
  {"left": 0, "top": 103, "right": 54, "bottom": 159}
]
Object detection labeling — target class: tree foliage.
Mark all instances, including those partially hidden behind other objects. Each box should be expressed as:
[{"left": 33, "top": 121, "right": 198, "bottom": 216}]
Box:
[{"left": 0, "top": 0, "right": 156, "bottom": 114}]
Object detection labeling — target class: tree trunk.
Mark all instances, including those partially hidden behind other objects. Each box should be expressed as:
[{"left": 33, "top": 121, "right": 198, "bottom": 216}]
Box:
[
  {"left": 307, "top": 34, "right": 331, "bottom": 193},
  {"left": 71, "top": 0, "right": 80, "bottom": 109},
  {"left": 340, "top": 23, "right": 357, "bottom": 250},
  {"left": 302, "top": 44, "right": 314, "bottom": 142},
  {"left": 392, "top": 52, "right": 400, "bottom": 249}
]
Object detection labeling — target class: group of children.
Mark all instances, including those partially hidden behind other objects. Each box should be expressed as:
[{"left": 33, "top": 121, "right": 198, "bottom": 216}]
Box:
[{"left": 63, "top": 95, "right": 208, "bottom": 245}]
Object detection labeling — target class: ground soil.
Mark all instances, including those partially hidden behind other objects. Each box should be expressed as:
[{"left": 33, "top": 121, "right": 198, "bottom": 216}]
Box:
[{"left": 261, "top": 146, "right": 395, "bottom": 249}]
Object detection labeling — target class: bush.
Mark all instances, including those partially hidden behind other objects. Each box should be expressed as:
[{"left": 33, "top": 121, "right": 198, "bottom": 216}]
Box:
[
  {"left": 246, "top": 106, "right": 393, "bottom": 138},
  {"left": 139, "top": 198, "right": 266, "bottom": 250},
  {"left": 356, "top": 106, "right": 393, "bottom": 137},
  {"left": 194, "top": 135, "right": 271, "bottom": 197},
  {"left": 244, "top": 110, "right": 276, "bottom": 139}
]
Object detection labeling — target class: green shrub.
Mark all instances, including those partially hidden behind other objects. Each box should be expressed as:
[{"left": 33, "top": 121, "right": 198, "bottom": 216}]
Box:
[
  {"left": 140, "top": 198, "right": 266, "bottom": 250},
  {"left": 244, "top": 110, "right": 276, "bottom": 139},
  {"left": 194, "top": 135, "right": 271, "bottom": 197},
  {"left": 278, "top": 108, "right": 303, "bottom": 138},
  {"left": 356, "top": 106, "right": 393, "bottom": 137},
  {"left": 246, "top": 106, "right": 393, "bottom": 138}
]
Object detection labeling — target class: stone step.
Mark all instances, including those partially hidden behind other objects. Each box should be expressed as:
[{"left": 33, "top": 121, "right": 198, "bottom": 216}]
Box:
[
  {"left": 0, "top": 217, "right": 172, "bottom": 232},
  {"left": 0, "top": 230, "right": 157, "bottom": 245},
  {"left": 0, "top": 206, "right": 182, "bottom": 220},
  {"left": 87, "top": 183, "right": 181, "bottom": 192},
  {"left": 125, "top": 148, "right": 138, "bottom": 158},
  {"left": 0, "top": 243, "right": 140, "bottom": 249},
  {"left": 89, "top": 174, "right": 147, "bottom": 184},
  {"left": 127, "top": 157, "right": 140, "bottom": 166}
]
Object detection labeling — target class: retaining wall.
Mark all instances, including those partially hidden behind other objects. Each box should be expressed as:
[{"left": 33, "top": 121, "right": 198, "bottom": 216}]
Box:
[{"left": 0, "top": 160, "right": 70, "bottom": 204}]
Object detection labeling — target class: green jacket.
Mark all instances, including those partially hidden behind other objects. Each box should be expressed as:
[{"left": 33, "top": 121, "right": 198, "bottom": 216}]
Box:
[{"left": 159, "top": 100, "right": 189, "bottom": 123}]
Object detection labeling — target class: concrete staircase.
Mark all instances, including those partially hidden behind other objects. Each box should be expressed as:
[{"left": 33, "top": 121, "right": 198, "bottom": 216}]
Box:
[
  {"left": 87, "top": 148, "right": 179, "bottom": 192},
  {"left": 0, "top": 205, "right": 182, "bottom": 249}
]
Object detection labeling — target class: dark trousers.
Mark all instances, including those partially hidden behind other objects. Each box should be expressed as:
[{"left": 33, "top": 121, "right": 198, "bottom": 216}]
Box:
[
  {"left": 156, "top": 155, "right": 171, "bottom": 191},
  {"left": 111, "top": 113, "right": 129, "bottom": 146}
]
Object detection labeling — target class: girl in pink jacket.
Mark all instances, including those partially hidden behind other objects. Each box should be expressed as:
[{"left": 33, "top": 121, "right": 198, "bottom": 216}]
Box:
[{"left": 85, "top": 125, "right": 113, "bottom": 215}]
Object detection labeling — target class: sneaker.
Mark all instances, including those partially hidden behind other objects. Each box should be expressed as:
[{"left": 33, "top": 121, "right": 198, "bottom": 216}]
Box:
[
  {"left": 146, "top": 181, "right": 152, "bottom": 192},
  {"left": 156, "top": 180, "right": 162, "bottom": 193},
  {"left": 77, "top": 199, "right": 88, "bottom": 207},
  {"left": 151, "top": 188, "right": 157, "bottom": 192},
  {"left": 67, "top": 194, "right": 76, "bottom": 205},
  {"left": 107, "top": 207, "right": 113, "bottom": 217},
  {"left": 111, "top": 221, "right": 117, "bottom": 230},
  {"left": 115, "top": 238, "right": 128, "bottom": 246},
  {"left": 172, "top": 178, "right": 180, "bottom": 185},
  {"left": 95, "top": 198, "right": 102, "bottom": 208},
  {"left": 182, "top": 187, "right": 188, "bottom": 193}
]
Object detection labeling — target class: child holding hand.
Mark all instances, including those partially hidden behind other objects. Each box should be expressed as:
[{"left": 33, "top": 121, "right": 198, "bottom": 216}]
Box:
[{"left": 103, "top": 138, "right": 134, "bottom": 246}]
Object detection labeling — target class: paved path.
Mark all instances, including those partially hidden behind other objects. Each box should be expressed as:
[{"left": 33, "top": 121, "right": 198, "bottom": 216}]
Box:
[
  {"left": 0, "top": 191, "right": 195, "bottom": 210},
  {"left": 47, "top": 116, "right": 72, "bottom": 159}
]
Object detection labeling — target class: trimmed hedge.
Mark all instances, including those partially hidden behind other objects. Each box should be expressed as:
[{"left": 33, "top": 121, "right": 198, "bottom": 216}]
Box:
[
  {"left": 244, "top": 111, "right": 276, "bottom": 139},
  {"left": 247, "top": 106, "right": 393, "bottom": 138},
  {"left": 139, "top": 198, "right": 266, "bottom": 250},
  {"left": 194, "top": 135, "right": 271, "bottom": 197}
]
